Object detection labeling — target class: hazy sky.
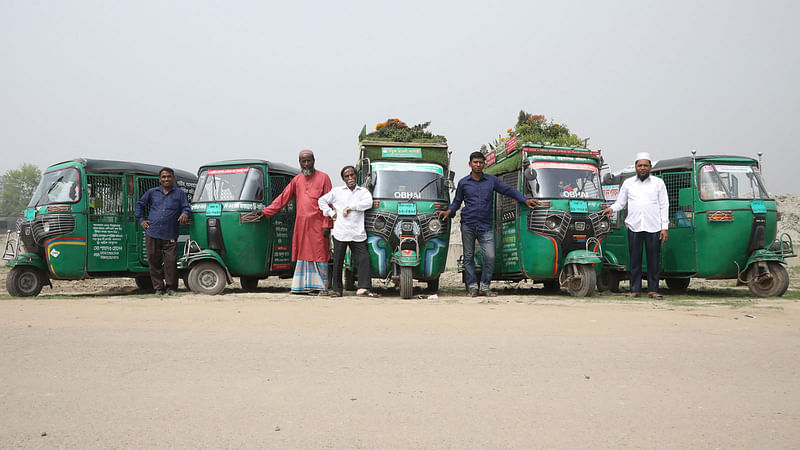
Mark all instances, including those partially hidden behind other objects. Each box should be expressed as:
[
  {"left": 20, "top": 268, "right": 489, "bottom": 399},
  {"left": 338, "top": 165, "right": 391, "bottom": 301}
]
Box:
[{"left": 2, "top": 0, "right": 798, "bottom": 193}]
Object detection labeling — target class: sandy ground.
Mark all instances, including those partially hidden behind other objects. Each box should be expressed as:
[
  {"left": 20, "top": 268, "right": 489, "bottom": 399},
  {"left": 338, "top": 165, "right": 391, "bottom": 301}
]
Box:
[{"left": 1, "top": 270, "right": 799, "bottom": 449}]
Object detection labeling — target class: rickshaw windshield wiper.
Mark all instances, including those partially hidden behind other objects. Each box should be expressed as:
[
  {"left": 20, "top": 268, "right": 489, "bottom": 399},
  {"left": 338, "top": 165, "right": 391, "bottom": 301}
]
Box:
[
  {"left": 36, "top": 175, "right": 63, "bottom": 205},
  {"left": 414, "top": 176, "right": 443, "bottom": 196},
  {"left": 209, "top": 175, "right": 218, "bottom": 201}
]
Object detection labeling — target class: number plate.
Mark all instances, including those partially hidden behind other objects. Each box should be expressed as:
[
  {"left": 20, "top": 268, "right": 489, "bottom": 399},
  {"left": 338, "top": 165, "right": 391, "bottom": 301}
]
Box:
[
  {"left": 206, "top": 203, "right": 222, "bottom": 216},
  {"left": 569, "top": 200, "right": 588, "bottom": 213},
  {"left": 398, "top": 203, "right": 417, "bottom": 215}
]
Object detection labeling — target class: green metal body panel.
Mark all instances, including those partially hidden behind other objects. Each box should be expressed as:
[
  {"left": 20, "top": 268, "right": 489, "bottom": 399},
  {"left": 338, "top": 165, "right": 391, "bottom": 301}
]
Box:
[
  {"left": 7, "top": 159, "right": 196, "bottom": 280},
  {"left": 483, "top": 145, "right": 607, "bottom": 282},
  {"left": 601, "top": 155, "right": 790, "bottom": 281},
  {"left": 355, "top": 141, "right": 452, "bottom": 283},
  {"left": 180, "top": 160, "right": 297, "bottom": 279}
]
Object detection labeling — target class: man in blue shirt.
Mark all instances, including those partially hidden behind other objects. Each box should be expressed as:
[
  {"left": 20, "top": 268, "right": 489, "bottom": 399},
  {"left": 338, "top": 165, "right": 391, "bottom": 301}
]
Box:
[
  {"left": 135, "top": 168, "right": 192, "bottom": 295},
  {"left": 438, "top": 152, "right": 539, "bottom": 297}
]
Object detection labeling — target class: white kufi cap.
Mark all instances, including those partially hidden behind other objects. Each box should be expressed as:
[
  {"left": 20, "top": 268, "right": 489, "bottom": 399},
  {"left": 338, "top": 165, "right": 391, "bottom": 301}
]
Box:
[{"left": 634, "top": 152, "right": 651, "bottom": 164}]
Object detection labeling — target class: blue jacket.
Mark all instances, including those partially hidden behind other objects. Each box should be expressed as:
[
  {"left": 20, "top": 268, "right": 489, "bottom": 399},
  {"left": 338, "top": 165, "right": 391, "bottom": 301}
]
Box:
[
  {"left": 135, "top": 186, "right": 192, "bottom": 240},
  {"left": 448, "top": 173, "right": 527, "bottom": 232}
]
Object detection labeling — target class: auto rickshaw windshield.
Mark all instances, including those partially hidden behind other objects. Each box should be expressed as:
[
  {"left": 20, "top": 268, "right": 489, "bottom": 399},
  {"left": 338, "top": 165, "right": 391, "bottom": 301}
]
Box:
[
  {"left": 27, "top": 167, "right": 81, "bottom": 207},
  {"left": 195, "top": 167, "right": 264, "bottom": 202},
  {"left": 525, "top": 163, "right": 602, "bottom": 200},
  {"left": 699, "top": 164, "right": 770, "bottom": 200},
  {"left": 371, "top": 165, "right": 447, "bottom": 201}
]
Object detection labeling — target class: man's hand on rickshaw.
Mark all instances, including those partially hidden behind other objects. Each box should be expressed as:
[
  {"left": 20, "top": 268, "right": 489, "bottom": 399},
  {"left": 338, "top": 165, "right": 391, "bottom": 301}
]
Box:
[
  {"left": 524, "top": 198, "right": 540, "bottom": 208},
  {"left": 599, "top": 207, "right": 614, "bottom": 217},
  {"left": 436, "top": 209, "right": 451, "bottom": 220}
]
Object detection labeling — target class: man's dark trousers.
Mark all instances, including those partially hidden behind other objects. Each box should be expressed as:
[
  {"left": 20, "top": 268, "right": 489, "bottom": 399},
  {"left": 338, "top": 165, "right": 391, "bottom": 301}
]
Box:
[
  {"left": 628, "top": 229, "right": 661, "bottom": 293},
  {"left": 145, "top": 235, "right": 178, "bottom": 291},
  {"left": 331, "top": 237, "right": 371, "bottom": 294}
]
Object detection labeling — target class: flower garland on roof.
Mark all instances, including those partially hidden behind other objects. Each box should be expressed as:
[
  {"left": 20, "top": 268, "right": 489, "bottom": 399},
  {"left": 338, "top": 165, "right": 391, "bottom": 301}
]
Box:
[
  {"left": 364, "top": 118, "right": 447, "bottom": 143},
  {"left": 483, "top": 110, "right": 585, "bottom": 153}
]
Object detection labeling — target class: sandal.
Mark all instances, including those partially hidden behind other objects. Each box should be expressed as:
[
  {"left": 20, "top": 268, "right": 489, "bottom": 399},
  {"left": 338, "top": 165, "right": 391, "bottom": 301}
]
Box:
[
  {"left": 625, "top": 292, "right": 642, "bottom": 298},
  {"left": 467, "top": 289, "right": 479, "bottom": 297},
  {"left": 647, "top": 292, "right": 664, "bottom": 299},
  {"left": 479, "top": 290, "right": 497, "bottom": 297},
  {"left": 357, "top": 290, "right": 380, "bottom": 298}
]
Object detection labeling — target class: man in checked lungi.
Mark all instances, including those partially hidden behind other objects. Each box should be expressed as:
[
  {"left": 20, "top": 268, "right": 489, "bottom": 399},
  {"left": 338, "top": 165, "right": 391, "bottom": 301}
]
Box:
[{"left": 261, "top": 149, "right": 333, "bottom": 295}]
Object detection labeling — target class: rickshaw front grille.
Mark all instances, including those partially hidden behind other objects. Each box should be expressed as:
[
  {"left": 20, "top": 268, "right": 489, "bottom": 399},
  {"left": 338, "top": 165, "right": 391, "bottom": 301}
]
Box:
[
  {"left": 588, "top": 212, "right": 610, "bottom": 238},
  {"left": 31, "top": 214, "right": 76, "bottom": 244},
  {"left": 527, "top": 210, "right": 569, "bottom": 241},
  {"left": 418, "top": 213, "right": 448, "bottom": 241},
  {"left": 365, "top": 211, "right": 397, "bottom": 240}
]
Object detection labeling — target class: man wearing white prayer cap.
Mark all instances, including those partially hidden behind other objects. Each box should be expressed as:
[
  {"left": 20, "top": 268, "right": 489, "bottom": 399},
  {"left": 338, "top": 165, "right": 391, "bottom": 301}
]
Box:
[{"left": 600, "top": 152, "right": 669, "bottom": 299}]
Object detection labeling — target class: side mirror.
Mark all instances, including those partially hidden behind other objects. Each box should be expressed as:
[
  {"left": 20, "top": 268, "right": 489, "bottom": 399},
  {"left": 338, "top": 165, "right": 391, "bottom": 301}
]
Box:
[
  {"left": 523, "top": 167, "right": 537, "bottom": 181},
  {"left": 678, "top": 187, "right": 693, "bottom": 207}
]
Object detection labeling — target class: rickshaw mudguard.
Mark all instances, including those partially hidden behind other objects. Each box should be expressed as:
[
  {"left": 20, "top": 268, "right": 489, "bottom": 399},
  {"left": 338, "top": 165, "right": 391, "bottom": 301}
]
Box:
[
  {"left": 391, "top": 250, "right": 420, "bottom": 267},
  {"left": 601, "top": 250, "right": 625, "bottom": 270},
  {"left": 744, "top": 249, "right": 786, "bottom": 270},
  {"left": 564, "top": 250, "right": 603, "bottom": 265},
  {"left": 6, "top": 254, "right": 48, "bottom": 272},
  {"left": 178, "top": 249, "right": 233, "bottom": 283}
]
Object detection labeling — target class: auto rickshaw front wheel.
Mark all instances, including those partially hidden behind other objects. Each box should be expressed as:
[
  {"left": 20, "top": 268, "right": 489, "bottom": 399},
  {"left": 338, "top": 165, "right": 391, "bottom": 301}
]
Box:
[
  {"left": 747, "top": 262, "right": 789, "bottom": 297},
  {"left": 6, "top": 266, "right": 46, "bottom": 297},
  {"left": 399, "top": 266, "right": 413, "bottom": 299},
  {"left": 187, "top": 261, "right": 227, "bottom": 295},
  {"left": 565, "top": 264, "right": 596, "bottom": 297}
]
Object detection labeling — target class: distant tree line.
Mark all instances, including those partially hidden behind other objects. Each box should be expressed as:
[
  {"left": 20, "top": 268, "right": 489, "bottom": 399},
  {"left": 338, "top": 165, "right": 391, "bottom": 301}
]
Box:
[{"left": 0, "top": 164, "right": 41, "bottom": 216}]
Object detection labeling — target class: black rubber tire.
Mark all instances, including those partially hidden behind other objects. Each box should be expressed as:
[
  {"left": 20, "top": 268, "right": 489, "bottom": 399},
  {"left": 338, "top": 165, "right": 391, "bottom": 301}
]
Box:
[
  {"left": 596, "top": 270, "right": 621, "bottom": 292},
  {"left": 135, "top": 274, "right": 154, "bottom": 292},
  {"left": 399, "top": 266, "right": 413, "bottom": 299},
  {"left": 665, "top": 277, "right": 690, "bottom": 293},
  {"left": 6, "top": 266, "right": 45, "bottom": 297},
  {"left": 566, "top": 264, "right": 596, "bottom": 297},
  {"left": 187, "top": 262, "right": 227, "bottom": 295},
  {"left": 344, "top": 269, "right": 356, "bottom": 291},
  {"left": 240, "top": 276, "right": 259, "bottom": 291},
  {"left": 748, "top": 262, "right": 790, "bottom": 297},
  {"left": 541, "top": 279, "right": 560, "bottom": 294}
]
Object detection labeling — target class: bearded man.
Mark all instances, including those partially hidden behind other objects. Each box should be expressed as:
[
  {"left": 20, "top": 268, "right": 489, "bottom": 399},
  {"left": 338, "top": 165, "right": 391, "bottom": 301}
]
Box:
[
  {"left": 261, "top": 149, "right": 333, "bottom": 294},
  {"left": 601, "top": 152, "right": 669, "bottom": 299}
]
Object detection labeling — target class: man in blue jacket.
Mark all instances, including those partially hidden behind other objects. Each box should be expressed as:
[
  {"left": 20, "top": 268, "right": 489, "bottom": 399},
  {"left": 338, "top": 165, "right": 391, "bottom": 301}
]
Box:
[
  {"left": 437, "top": 152, "right": 539, "bottom": 297},
  {"left": 135, "top": 168, "right": 192, "bottom": 295}
]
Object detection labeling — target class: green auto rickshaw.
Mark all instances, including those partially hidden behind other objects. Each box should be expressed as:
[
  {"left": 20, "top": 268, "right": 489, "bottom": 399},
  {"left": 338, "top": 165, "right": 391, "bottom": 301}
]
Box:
[
  {"left": 599, "top": 153, "right": 794, "bottom": 296},
  {"left": 177, "top": 160, "right": 298, "bottom": 294},
  {"left": 472, "top": 143, "right": 609, "bottom": 296},
  {"left": 353, "top": 140, "right": 453, "bottom": 298},
  {"left": 3, "top": 159, "right": 197, "bottom": 296}
]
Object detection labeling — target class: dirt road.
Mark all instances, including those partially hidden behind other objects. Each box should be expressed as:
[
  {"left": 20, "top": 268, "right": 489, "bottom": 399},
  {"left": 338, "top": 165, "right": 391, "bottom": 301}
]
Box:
[{"left": 2, "top": 283, "right": 799, "bottom": 448}]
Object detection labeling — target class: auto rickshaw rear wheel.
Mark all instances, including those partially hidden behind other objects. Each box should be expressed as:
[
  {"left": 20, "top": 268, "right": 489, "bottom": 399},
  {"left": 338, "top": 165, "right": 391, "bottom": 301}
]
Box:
[
  {"left": 344, "top": 269, "right": 356, "bottom": 291},
  {"left": 188, "top": 261, "right": 227, "bottom": 295},
  {"left": 541, "top": 280, "right": 560, "bottom": 294},
  {"left": 135, "top": 274, "right": 154, "bottom": 292},
  {"left": 597, "top": 270, "right": 621, "bottom": 293},
  {"left": 665, "top": 277, "right": 690, "bottom": 293},
  {"left": 240, "top": 276, "right": 259, "bottom": 291},
  {"left": 748, "top": 262, "right": 789, "bottom": 297},
  {"left": 6, "top": 266, "right": 46, "bottom": 297},
  {"left": 565, "top": 264, "right": 596, "bottom": 297},
  {"left": 399, "top": 266, "right": 413, "bottom": 299}
]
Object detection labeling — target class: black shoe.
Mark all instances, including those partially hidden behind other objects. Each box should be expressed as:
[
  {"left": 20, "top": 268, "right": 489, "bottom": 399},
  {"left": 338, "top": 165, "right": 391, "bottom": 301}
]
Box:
[{"left": 166, "top": 289, "right": 176, "bottom": 296}]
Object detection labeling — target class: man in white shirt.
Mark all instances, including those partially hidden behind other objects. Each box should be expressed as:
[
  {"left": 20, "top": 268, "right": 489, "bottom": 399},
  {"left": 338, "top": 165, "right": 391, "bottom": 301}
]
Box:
[
  {"left": 318, "top": 166, "right": 378, "bottom": 297},
  {"left": 600, "top": 152, "right": 669, "bottom": 299}
]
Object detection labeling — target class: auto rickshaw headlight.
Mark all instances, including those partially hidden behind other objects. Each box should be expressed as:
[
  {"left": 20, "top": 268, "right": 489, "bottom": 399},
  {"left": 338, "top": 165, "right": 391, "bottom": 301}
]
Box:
[
  {"left": 428, "top": 218, "right": 442, "bottom": 234},
  {"left": 597, "top": 219, "right": 610, "bottom": 233},
  {"left": 545, "top": 217, "right": 559, "bottom": 230},
  {"left": 374, "top": 216, "right": 387, "bottom": 231}
]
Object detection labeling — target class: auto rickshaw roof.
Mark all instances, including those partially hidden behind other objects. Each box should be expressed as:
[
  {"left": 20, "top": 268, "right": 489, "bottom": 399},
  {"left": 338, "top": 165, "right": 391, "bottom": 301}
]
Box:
[
  {"left": 652, "top": 155, "right": 758, "bottom": 172},
  {"left": 198, "top": 160, "right": 299, "bottom": 177},
  {"left": 54, "top": 158, "right": 197, "bottom": 181}
]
